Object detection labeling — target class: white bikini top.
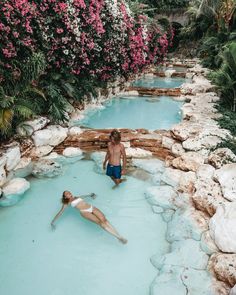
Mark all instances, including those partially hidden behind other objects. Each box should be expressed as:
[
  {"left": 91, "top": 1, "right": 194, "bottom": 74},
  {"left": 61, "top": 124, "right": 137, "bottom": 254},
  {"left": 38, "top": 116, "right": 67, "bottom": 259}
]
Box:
[{"left": 70, "top": 198, "right": 83, "bottom": 207}]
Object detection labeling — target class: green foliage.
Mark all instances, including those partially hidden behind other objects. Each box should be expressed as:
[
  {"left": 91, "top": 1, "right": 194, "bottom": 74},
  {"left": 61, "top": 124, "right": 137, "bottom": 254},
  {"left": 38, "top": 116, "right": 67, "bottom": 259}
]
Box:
[
  {"left": 0, "top": 86, "right": 37, "bottom": 138},
  {"left": 210, "top": 42, "right": 236, "bottom": 111},
  {"left": 215, "top": 137, "right": 236, "bottom": 156},
  {"left": 216, "top": 106, "right": 236, "bottom": 135},
  {"left": 142, "top": 0, "right": 190, "bottom": 13}
]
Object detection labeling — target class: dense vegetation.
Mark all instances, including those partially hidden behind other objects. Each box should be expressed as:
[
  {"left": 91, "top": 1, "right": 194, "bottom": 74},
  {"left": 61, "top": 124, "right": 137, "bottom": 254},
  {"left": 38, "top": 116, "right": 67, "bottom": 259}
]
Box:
[
  {"left": 180, "top": 0, "right": 236, "bottom": 151},
  {"left": 0, "top": 0, "right": 173, "bottom": 139}
]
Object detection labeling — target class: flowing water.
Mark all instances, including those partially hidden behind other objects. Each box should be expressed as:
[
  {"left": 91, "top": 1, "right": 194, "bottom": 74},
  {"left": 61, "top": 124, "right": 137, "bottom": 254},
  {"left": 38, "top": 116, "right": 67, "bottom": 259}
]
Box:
[
  {"left": 0, "top": 160, "right": 168, "bottom": 295},
  {"left": 132, "top": 76, "right": 186, "bottom": 88},
  {"left": 0, "top": 76, "right": 186, "bottom": 295},
  {"left": 80, "top": 96, "right": 182, "bottom": 130}
]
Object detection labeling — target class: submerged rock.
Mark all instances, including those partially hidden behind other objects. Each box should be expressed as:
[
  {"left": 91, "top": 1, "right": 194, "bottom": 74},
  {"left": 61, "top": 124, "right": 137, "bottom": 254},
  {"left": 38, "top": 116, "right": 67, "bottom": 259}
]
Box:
[
  {"left": 32, "top": 160, "right": 62, "bottom": 178},
  {"left": 167, "top": 208, "right": 208, "bottom": 242},
  {"left": 150, "top": 265, "right": 187, "bottom": 295},
  {"left": 209, "top": 202, "right": 236, "bottom": 253},
  {"left": 90, "top": 151, "right": 106, "bottom": 174},
  {"left": 126, "top": 147, "right": 152, "bottom": 158},
  {"left": 13, "top": 157, "right": 33, "bottom": 178},
  {"left": 154, "top": 239, "right": 208, "bottom": 270},
  {"left": 181, "top": 268, "right": 217, "bottom": 295},
  {"left": 132, "top": 158, "right": 164, "bottom": 174},
  {"left": 0, "top": 178, "right": 30, "bottom": 206},
  {"left": 4, "top": 144, "right": 21, "bottom": 171},
  {"left": 161, "top": 167, "right": 182, "bottom": 188},
  {"left": 145, "top": 185, "right": 177, "bottom": 210}
]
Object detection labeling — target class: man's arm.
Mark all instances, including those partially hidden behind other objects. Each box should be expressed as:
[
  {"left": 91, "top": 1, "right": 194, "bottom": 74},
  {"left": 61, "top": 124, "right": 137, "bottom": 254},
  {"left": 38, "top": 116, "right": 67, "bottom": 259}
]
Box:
[
  {"left": 78, "top": 193, "right": 96, "bottom": 199},
  {"left": 121, "top": 144, "right": 127, "bottom": 174},
  {"left": 103, "top": 145, "right": 110, "bottom": 169}
]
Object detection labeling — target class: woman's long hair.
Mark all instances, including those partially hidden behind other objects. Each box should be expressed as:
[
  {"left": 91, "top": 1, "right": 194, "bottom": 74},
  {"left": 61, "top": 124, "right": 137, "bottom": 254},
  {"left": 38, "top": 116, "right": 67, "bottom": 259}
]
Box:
[{"left": 61, "top": 191, "right": 71, "bottom": 204}]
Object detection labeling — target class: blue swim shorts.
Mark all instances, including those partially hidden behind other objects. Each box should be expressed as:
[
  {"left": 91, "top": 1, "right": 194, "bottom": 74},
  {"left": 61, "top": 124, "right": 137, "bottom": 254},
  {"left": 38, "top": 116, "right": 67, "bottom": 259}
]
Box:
[{"left": 106, "top": 163, "right": 122, "bottom": 179}]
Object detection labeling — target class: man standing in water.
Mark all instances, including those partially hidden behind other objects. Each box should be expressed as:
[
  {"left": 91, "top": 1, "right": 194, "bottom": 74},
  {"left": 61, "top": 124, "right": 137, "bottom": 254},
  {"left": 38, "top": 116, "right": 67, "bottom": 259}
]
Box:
[{"left": 103, "top": 129, "right": 127, "bottom": 188}]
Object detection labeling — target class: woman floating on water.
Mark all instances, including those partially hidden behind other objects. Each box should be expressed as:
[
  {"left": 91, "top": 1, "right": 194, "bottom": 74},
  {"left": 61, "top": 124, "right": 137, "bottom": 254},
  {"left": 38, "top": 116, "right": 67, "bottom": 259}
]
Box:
[{"left": 51, "top": 191, "right": 127, "bottom": 244}]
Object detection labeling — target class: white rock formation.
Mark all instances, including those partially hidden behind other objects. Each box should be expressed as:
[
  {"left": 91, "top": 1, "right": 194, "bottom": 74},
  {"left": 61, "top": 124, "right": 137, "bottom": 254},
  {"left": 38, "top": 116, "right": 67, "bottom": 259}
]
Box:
[
  {"left": 30, "top": 145, "right": 54, "bottom": 158},
  {"left": 16, "top": 117, "right": 50, "bottom": 136},
  {"left": 90, "top": 151, "right": 106, "bottom": 174},
  {"left": 208, "top": 148, "right": 236, "bottom": 169},
  {"left": 172, "top": 152, "right": 205, "bottom": 172},
  {"left": 0, "top": 159, "right": 6, "bottom": 186},
  {"left": 214, "top": 164, "right": 236, "bottom": 201},
  {"left": 32, "top": 160, "right": 62, "bottom": 178},
  {"left": 13, "top": 157, "right": 33, "bottom": 178},
  {"left": 167, "top": 208, "right": 208, "bottom": 242},
  {"left": 192, "top": 178, "right": 227, "bottom": 216},
  {"left": 132, "top": 158, "right": 164, "bottom": 174},
  {"left": 145, "top": 185, "right": 177, "bottom": 210},
  {"left": 68, "top": 126, "right": 83, "bottom": 136},
  {"left": 32, "top": 125, "right": 68, "bottom": 147},
  {"left": 4, "top": 145, "right": 21, "bottom": 171},
  {"left": 209, "top": 202, "right": 236, "bottom": 252},
  {"left": 171, "top": 143, "right": 185, "bottom": 157},
  {"left": 209, "top": 253, "right": 236, "bottom": 287},
  {"left": 162, "top": 136, "right": 176, "bottom": 149},
  {"left": 200, "top": 230, "right": 219, "bottom": 255},
  {"left": 126, "top": 147, "right": 152, "bottom": 158},
  {"left": 63, "top": 147, "right": 83, "bottom": 157},
  {"left": 0, "top": 178, "right": 30, "bottom": 206}
]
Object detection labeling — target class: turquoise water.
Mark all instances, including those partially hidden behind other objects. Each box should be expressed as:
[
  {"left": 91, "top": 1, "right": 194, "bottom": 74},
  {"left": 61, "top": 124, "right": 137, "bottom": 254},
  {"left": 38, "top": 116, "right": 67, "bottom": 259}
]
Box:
[
  {"left": 132, "top": 77, "right": 185, "bottom": 88},
  {"left": 80, "top": 96, "right": 182, "bottom": 130},
  {"left": 0, "top": 160, "right": 168, "bottom": 295}
]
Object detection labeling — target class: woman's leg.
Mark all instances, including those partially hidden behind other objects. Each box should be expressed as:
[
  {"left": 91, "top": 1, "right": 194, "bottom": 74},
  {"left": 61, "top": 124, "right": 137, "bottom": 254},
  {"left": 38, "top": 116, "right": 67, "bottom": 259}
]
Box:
[
  {"left": 92, "top": 208, "right": 127, "bottom": 244},
  {"left": 80, "top": 211, "right": 101, "bottom": 225}
]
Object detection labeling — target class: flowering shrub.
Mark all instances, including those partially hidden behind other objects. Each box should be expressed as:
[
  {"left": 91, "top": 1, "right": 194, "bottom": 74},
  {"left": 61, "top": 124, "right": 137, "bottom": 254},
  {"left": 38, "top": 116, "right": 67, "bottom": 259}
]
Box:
[
  {"left": 0, "top": 0, "right": 173, "bottom": 137},
  {"left": 0, "top": 0, "right": 172, "bottom": 84}
]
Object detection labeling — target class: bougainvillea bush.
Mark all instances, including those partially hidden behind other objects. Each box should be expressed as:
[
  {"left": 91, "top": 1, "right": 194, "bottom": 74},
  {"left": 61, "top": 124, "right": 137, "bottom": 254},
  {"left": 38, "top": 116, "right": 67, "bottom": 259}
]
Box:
[{"left": 0, "top": 0, "right": 173, "bottom": 135}]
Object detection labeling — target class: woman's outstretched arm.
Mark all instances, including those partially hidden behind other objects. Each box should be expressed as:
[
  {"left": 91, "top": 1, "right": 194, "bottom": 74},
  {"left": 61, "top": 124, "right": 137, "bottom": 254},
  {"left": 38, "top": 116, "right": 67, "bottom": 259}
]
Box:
[
  {"left": 78, "top": 193, "right": 97, "bottom": 199},
  {"left": 51, "top": 204, "right": 67, "bottom": 230}
]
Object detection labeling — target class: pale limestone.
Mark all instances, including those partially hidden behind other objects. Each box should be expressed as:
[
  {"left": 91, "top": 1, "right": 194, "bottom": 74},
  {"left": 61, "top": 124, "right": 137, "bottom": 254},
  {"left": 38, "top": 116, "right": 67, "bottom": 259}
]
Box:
[
  {"left": 63, "top": 147, "right": 83, "bottom": 157},
  {"left": 208, "top": 148, "right": 236, "bottom": 169},
  {"left": 209, "top": 202, "right": 236, "bottom": 252},
  {"left": 32, "top": 125, "right": 68, "bottom": 147},
  {"left": 209, "top": 253, "right": 236, "bottom": 287},
  {"left": 162, "top": 136, "right": 176, "bottom": 149},
  {"left": 172, "top": 152, "right": 205, "bottom": 172},
  {"left": 214, "top": 164, "right": 236, "bottom": 201},
  {"left": 171, "top": 143, "right": 185, "bottom": 157},
  {"left": 30, "top": 145, "right": 54, "bottom": 158},
  {"left": 192, "top": 178, "right": 227, "bottom": 216}
]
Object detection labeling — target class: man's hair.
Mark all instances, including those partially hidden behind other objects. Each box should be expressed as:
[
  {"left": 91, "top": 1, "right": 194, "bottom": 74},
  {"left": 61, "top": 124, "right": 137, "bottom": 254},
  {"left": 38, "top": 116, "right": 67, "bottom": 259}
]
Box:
[{"left": 110, "top": 129, "right": 121, "bottom": 142}]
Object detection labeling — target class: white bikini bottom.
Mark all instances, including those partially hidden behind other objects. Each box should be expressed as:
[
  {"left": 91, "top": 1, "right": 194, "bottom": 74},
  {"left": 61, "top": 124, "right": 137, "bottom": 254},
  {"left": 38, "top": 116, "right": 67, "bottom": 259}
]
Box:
[{"left": 80, "top": 205, "right": 93, "bottom": 213}]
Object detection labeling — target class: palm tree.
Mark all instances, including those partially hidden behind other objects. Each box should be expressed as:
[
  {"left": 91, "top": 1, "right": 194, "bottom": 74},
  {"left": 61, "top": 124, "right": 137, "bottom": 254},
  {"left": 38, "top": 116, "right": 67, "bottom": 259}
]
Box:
[{"left": 212, "top": 42, "right": 236, "bottom": 111}]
